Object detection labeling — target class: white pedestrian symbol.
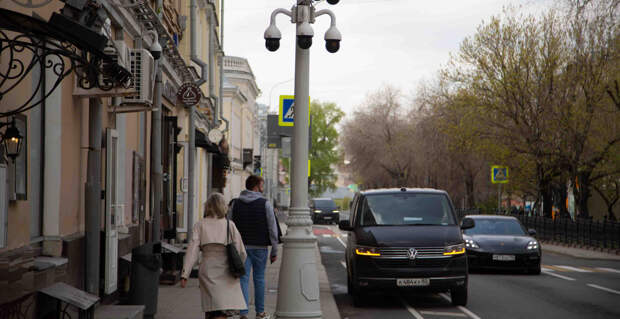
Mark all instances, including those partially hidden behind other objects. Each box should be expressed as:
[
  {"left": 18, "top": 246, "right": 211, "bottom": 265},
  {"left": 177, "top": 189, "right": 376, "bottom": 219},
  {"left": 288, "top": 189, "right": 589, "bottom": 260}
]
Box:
[
  {"left": 284, "top": 101, "right": 295, "bottom": 120},
  {"left": 495, "top": 169, "right": 506, "bottom": 180}
]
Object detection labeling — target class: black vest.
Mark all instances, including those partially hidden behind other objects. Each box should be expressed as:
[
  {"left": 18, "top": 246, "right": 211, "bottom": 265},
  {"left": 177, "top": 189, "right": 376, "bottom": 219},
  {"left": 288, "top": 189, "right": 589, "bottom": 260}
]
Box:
[{"left": 232, "top": 198, "right": 271, "bottom": 246}]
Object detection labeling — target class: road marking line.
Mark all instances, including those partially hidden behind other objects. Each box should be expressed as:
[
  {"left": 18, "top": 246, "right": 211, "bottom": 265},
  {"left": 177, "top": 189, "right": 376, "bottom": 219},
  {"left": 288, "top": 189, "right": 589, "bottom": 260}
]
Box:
[
  {"left": 587, "top": 284, "right": 620, "bottom": 295},
  {"left": 336, "top": 236, "right": 347, "bottom": 248},
  {"left": 542, "top": 265, "right": 565, "bottom": 272},
  {"left": 542, "top": 270, "right": 576, "bottom": 281},
  {"left": 596, "top": 267, "right": 620, "bottom": 274},
  {"left": 438, "top": 293, "right": 482, "bottom": 319},
  {"left": 400, "top": 297, "right": 424, "bottom": 319},
  {"left": 420, "top": 311, "right": 466, "bottom": 317},
  {"left": 340, "top": 261, "right": 347, "bottom": 269},
  {"left": 555, "top": 265, "right": 592, "bottom": 272}
]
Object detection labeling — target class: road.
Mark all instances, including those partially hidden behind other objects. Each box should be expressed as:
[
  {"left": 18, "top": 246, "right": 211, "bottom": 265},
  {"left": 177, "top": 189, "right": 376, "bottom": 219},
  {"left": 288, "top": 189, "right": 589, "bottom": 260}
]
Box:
[{"left": 314, "top": 222, "right": 620, "bottom": 319}]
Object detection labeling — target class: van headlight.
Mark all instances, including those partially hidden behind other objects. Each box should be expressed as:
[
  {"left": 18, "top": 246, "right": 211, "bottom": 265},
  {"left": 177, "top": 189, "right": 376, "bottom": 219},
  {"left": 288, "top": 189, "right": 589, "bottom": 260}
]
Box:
[
  {"left": 314, "top": 210, "right": 321, "bottom": 213},
  {"left": 527, "top": 240, "right": 539, "bottom": 250},
  {"left": 355, "top": 246, "right": 381, "bottom": 257},
  {"left": 332, "top": 210, "right": 340, "bottom": 213},
  {"left": 443, "top": 243, "right": 466, "bottom": 256}
]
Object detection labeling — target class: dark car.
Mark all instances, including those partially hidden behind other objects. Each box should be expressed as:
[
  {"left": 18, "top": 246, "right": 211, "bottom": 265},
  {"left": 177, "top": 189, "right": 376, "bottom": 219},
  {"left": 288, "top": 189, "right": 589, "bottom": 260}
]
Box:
[
  {"left": 310, "top": 198, "right": 340, "bottom": 224},
  {"left": 462, "top": 215, "right": 541, "bottom": 274},
  {"left": 339, "top": 188, "right": 474, "bottom": 307}
]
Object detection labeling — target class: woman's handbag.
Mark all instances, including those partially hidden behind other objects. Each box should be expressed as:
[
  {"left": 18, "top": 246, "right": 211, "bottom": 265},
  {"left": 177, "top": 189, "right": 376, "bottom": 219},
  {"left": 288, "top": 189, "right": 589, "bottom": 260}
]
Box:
[{"left": 226, "top": 218, "right": 246, "bottom": 278}]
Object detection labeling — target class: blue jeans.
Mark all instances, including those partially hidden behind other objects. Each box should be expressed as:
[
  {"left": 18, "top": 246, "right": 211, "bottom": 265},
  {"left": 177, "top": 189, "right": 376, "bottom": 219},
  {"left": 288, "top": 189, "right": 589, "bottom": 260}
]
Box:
[{"left": 240, "top": 248, "right": 268, "bottom": 316}]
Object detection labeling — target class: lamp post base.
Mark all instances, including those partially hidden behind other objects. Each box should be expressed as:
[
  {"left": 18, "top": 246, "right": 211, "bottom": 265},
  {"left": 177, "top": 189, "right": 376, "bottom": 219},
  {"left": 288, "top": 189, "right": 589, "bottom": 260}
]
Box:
[{"left": 275, "top": 207, "right": 322, "bottom": 319}]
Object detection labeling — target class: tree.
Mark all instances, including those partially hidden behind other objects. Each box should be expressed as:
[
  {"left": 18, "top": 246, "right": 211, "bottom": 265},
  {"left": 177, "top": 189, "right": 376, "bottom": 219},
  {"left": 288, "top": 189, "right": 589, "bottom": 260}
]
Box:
[{"left": 308, "top": 100, "right": 345, "bottom": 197}]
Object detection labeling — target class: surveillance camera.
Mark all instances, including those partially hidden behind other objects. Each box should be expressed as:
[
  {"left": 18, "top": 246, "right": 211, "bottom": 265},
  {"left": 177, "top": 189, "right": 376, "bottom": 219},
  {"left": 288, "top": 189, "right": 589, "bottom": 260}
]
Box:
[
  {"left": 297, "top": 35, "right": 313, "bottom": 49},
  {"left": 324, "top": 25, "right": 341, "bottom": 53},
  {"left": 297, "top": 21, "right": 314, "bottom": 50},
  {"left": 266, "top": 38, "right": 281, "bottom": 52},
  {"left": 264, "top": 24, "right": 282, "bottom": 52},
  {"left": 327, "top": 0, "right": 340, "bottom": 4},
  {"left": 150, "top": 40, "right": 162, "bottom": 60}
]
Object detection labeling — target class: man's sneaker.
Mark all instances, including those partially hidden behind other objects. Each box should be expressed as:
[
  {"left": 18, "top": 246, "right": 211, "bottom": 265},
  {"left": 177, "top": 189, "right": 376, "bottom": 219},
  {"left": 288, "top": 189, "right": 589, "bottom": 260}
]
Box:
[{"left": 256, "top": 312, "right": 270, "bottom": 319}]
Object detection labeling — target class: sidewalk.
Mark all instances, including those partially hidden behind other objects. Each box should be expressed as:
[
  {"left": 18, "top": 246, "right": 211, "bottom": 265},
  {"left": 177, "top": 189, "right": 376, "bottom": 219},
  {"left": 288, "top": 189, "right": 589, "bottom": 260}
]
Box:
[
  {"left": 541, "top": 242, "right": 620, "bottom": 261},
  {"left": 157, "top": 222, "right": 341, "bottom": 319}
]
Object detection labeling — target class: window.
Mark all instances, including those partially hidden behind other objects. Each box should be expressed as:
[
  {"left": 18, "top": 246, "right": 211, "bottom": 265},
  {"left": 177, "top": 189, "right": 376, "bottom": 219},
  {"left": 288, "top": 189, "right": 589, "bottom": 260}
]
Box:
[{"left": 360, "top": 193, "right": 456, "bottom": 226}]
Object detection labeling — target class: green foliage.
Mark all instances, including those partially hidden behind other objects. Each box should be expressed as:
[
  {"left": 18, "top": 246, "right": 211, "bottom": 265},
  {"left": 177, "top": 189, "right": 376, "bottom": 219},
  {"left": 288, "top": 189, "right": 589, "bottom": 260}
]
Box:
[
  {"left": 333, "top": 196, "right": 352, "bottom": 211},
  {"left": 309, "top": 101, "right": 345, "bottom": 197}
]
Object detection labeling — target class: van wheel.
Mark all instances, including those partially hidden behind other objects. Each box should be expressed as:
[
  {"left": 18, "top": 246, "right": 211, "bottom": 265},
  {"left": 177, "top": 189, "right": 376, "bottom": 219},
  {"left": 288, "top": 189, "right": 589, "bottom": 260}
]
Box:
[
  {"left": 450, "top": 286, "right": 467, "bottom": 306},
  {"left": 351, "top": 288, "right": 365, "bottom": 307}
]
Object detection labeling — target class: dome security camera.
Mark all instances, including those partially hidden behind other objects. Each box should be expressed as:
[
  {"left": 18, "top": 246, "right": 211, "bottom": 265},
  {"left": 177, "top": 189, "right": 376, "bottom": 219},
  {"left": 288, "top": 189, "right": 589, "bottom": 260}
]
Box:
[
  {"left": 324, "top": 25, "right": 341, "bottom": 53},
  {"left": 150, "top": 40, "right": 162, "bottom": 60},
  {"left": 297, "top": 21, "right": 314, "bottom": 50},
  {"left": 264, "top": 24, "right": 282, "bottom": 52},
  {"left": 327, "top": 0, "right": 340, "bottom": 4}
]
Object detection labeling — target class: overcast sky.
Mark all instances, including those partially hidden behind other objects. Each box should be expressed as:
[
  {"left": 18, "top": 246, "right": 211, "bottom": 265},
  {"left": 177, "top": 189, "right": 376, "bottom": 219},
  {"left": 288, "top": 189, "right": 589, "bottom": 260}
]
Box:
[{"left": 224, "top": 0, "right": 551, "bottom": 116}]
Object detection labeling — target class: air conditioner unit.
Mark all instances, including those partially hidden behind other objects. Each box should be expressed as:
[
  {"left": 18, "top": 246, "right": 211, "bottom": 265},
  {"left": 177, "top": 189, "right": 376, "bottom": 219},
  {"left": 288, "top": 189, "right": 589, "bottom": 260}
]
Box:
[
  {"left": 100, "top": 40, "right": 131, "bottom": 87},
  {"left": 121, "top": 49, "right": 155, "bottom": 106}
]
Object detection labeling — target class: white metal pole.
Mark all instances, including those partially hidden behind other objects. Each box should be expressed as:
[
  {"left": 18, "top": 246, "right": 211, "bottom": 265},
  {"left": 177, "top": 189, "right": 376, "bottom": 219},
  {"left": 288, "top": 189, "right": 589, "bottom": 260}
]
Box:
[{"left": 275, "top": 3, "right": 321, "bottom": 318}]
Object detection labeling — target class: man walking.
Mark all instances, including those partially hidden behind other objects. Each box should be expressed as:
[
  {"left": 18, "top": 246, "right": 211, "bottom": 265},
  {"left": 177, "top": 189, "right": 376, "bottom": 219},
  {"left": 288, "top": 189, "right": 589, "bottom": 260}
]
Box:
[{"left": 229, "top": 175, "right": 279, "bottom": 319}]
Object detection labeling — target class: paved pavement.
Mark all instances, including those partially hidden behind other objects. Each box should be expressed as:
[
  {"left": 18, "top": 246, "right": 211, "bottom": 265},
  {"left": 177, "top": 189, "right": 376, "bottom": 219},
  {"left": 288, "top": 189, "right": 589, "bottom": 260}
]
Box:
[
  {"left": 157, "top": 219, "right": 341, "bottom": 319},
  {"left": 316, "top": 223, "right": 620, "bottom": 319}
]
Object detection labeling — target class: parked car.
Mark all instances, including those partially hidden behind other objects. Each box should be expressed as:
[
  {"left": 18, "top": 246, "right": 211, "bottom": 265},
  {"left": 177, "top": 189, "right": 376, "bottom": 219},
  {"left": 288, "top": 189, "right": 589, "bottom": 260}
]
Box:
[
  {"left": 338, "top": 188, "right": 474, "bottom": 307},
  {"left": 310, "top": 198, "right": 340, "bottom": 224},
  {"left": 462, "top": 215, "right": 541, "bottom": 274}
]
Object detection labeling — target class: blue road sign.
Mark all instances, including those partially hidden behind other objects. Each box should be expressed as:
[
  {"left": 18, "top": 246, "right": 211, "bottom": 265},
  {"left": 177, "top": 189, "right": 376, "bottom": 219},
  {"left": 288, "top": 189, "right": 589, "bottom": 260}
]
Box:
[{"left": 491, "top": 165, "right": 509, "bottom": 184}]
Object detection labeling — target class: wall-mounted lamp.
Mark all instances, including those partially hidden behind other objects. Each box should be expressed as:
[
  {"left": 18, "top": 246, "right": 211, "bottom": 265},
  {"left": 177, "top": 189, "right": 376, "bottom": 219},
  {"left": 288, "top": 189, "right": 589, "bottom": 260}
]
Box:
[{"left": 0, "top": 118, "right": 23, "bottom": 161}]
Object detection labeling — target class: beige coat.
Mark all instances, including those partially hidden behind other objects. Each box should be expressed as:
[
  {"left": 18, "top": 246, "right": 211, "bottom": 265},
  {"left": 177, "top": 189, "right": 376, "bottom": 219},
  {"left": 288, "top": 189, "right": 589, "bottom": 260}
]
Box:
[{"left": 182, "top": 217, "right": 247, "bottom": 312}]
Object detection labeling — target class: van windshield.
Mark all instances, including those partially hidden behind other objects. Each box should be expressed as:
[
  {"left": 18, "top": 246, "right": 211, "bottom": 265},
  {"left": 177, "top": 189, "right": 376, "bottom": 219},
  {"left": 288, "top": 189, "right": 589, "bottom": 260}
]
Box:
[
  {"left": 314, "top": 199, "right": 337, "bottom": 209},
  {"left": 360, "top": 193, "right": 456, "bottom": 226}
]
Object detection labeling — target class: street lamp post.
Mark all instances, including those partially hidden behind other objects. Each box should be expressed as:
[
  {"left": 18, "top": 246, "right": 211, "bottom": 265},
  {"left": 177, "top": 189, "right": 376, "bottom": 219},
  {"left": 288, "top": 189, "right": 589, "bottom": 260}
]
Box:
[{"left": 264, "top": 1, "right": 341, "bottom": 318}]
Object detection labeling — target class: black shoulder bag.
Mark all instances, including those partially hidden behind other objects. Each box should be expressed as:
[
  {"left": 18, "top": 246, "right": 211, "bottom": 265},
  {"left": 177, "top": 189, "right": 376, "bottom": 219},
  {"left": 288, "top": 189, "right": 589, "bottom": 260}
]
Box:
[{"left": 226, "top": 218, "right": 246, "bottom": 278}]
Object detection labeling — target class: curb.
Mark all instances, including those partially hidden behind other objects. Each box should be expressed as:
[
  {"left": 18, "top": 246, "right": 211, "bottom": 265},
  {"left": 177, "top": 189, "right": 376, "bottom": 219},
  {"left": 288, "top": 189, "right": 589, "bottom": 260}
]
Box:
[{"left": 541, "top": 241, "right": 620, "bottom": 261}]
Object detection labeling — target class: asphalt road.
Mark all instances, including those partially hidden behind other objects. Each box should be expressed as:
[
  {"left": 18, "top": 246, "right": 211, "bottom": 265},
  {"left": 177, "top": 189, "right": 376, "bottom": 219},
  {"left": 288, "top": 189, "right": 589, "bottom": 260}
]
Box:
[{"left": 313, "top": 222, "right": 620, "bottom": 319}]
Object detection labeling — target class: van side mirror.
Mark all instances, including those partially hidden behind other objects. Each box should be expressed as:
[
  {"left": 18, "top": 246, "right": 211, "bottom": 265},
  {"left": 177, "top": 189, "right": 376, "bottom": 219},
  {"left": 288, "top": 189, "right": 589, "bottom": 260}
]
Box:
[
  {"left": 528, "top": 228, "right": 536, "bottom": 236},
  {"left": 460, "top": 218, "right": 475, "bottom": 230},
  {"left": 339, "top": 220, "right": 353, "bottom": 231}
]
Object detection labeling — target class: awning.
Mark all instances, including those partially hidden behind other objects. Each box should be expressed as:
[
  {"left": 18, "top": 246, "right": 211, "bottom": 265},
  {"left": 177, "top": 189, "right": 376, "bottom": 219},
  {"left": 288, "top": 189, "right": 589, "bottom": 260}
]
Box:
[{"left": 195, "top": 130, "right": 220, "bottom": 154}]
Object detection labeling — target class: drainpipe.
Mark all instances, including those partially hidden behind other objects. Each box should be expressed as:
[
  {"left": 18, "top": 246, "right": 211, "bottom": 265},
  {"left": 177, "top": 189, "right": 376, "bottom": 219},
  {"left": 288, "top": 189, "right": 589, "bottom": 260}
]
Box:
[
  {"left": 219, "top": 0, "right": 229, "bottom": 133},
  {"left": 188, "top": 0, "right": 207, "bottom": 237}
]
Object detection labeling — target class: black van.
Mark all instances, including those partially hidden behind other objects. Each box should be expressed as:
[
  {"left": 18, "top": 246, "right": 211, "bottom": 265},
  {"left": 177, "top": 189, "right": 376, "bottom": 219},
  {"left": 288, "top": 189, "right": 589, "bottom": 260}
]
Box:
[
  {"left": 310, "top": 198, "right": 340, "bottom": 224},
  {"left": 338, "top": 188, "right": 474, "bottom": 307}
]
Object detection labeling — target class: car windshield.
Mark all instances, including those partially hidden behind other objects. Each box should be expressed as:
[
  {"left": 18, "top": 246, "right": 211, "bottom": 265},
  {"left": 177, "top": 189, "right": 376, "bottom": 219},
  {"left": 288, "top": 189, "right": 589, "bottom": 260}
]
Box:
[
  {"left": 314, "top": 199, "right": 337, "bottom": 209},
  {"left": 359, "top": 193, "right": 456, "bottom": 226},
  {"left": 464, "top": 218, "right": 526, "bottom": 236}
]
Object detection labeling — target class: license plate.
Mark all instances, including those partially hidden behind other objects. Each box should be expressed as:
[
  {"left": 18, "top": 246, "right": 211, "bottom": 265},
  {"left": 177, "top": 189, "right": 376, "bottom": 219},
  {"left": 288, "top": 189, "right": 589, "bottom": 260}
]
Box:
[
  {"left": 397, "top": 278, "right": 430, "bottom": 287},
  {"left": 323, "top": 216, "right": 332, "bottom": 220},
  {"left": 492, "top": 254, "right": 516, "bottom": 261}
]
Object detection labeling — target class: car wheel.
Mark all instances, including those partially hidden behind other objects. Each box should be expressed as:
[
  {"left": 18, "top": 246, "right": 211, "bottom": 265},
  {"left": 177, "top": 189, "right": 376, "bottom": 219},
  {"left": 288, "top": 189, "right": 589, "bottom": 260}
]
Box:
[
  {"left": 529, "top": 264, "right": 541, "bottom": 275},
  {"left": 450, "top": 286, "right": 468, "bottom": 306}
]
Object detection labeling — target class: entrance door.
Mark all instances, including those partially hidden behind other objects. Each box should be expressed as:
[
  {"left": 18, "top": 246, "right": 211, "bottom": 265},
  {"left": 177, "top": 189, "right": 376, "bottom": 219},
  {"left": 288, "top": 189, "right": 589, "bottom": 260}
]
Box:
[{"left": 105, "top": 128, "right": 119, "bottom": 294}]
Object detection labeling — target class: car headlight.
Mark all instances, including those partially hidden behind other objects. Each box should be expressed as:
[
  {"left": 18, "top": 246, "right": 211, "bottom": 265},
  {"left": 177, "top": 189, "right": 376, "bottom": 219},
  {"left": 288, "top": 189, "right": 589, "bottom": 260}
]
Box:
[
  {"left": 314, "top": 210, "right": 321, "bottom": 213},
  {"left": 355, "top": 246, "right": 381, "bottom": 257},
  {"left": 465, "top": 239, "right": 479, "bottom": 249},
  {"left": 527, "top": 240, "right": 539, "bottom": 250},
  {"left": 443, "top": 243, "right": 466, "bottom": 256},
  {"left": 332, "top": 210, "right": 340, "bottom": 213}
]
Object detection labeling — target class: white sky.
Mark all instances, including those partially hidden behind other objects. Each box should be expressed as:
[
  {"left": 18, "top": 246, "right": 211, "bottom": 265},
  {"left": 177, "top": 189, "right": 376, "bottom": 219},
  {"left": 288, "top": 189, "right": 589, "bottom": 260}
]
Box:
[{"left": 224, "top": 0, "right": 552, "bottom": 116}]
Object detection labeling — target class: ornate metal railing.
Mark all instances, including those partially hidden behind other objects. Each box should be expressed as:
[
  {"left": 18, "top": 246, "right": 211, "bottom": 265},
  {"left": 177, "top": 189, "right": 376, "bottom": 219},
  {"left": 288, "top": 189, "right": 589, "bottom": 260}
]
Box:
[{"left": 0, "top": 8, "right": 131, "bottom": 118}]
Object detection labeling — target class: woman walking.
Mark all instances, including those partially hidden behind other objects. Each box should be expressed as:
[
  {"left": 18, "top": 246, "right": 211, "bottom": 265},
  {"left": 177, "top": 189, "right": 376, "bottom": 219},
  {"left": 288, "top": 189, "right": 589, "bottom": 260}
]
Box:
[{"left": 181, "top": 193, "right": 247, "bottom": 319}]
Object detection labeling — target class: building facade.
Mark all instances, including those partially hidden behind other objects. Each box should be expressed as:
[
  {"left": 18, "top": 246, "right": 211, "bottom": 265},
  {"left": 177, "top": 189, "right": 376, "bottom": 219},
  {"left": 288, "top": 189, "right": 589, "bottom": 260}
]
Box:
[{"left": 0, "top": 0, "right": 228, "bottom": 316}]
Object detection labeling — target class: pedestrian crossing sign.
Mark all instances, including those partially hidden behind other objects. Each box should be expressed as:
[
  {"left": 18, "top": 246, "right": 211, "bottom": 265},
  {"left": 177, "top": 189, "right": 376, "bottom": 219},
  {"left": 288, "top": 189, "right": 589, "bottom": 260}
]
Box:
[
  {"left": 491, "top": 165, "right": 509, "bottom": 184},
  {"left": 279, "top": 95, "right": 311, "bottom": 127}
]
